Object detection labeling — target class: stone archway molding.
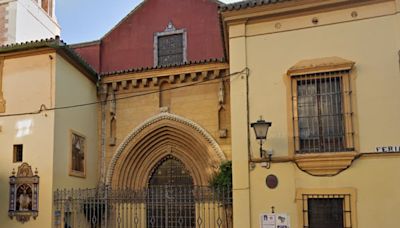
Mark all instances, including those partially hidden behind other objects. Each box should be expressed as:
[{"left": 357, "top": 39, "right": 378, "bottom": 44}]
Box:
[{"left": 105, "top": 111, "right": 226, "bottom": 186}]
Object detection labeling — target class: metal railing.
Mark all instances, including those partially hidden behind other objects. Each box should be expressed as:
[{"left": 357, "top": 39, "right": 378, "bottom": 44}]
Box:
[{"left": 54, "top": 186, "right": 232, "bottom": 228}]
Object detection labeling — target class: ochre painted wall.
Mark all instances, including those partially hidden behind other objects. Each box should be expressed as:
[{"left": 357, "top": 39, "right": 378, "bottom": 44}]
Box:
[
  {"left": 53, "top": 54, "right": 98, "bottom": 189},
  {"left": 0, "top": 53, "right": 55, "bottom": 228},
  {"left": 228, "top": 1, "right": 400, "bottom": 227},
  {"left": 0, "top": 52, "right": 98, "bottom": 228}
]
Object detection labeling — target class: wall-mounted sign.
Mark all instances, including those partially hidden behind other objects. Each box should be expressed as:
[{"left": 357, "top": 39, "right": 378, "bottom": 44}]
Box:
[
  {"left": 260, "top": 213, "right": 275, "bottom": 228},
  {"left": 260, "top": 213, "right": 290, "bottom": 228},
  {"left": 9, "top": 163, "right": 39, "bottom": 223},
  {"left": 266, "top": 175, "right": 278, "bottom": 189},
  {"left": 376, "top": 146, "right": 400, "bottom": 153}
]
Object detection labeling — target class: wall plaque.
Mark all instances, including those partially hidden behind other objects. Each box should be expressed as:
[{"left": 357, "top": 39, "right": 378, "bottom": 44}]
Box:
[
  {"left": 9, "top": 163, "right": 39, "bottom": 223},
  {"left": 266, "top": 174, "right": 278, "bottom": 189}
]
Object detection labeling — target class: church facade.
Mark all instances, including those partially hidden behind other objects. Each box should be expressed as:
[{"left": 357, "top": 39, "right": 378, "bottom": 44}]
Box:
[
  {"left": 1, "top": 0, "right": 400, "bottom": 227},
  {"left": 73, "top": 0, "right": 231, "bottom": 190}
]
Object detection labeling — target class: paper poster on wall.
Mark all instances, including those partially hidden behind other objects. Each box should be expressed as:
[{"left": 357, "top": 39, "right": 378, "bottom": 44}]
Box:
[
  {"left": 260, "top": 213, "right": 290, "bottom": 228},
  {"left": 276, "top": 214, "right": 290, "bottom": 228},
  {"left": 260, "top": 213, "right": 276, "bottom": 228}
]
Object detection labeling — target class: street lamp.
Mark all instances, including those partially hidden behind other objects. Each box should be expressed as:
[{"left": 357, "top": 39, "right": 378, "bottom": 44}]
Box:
[{"left": 250, "top": 118, "right": 272, "bottom": 168}]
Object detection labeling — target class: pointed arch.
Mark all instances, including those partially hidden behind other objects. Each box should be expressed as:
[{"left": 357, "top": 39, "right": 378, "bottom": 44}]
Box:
[
  {"left": 105, "top": 112, "right": 226, "bottom": 189},
  {"left": 148, "top": 155, "right": 194, "bottom": 186}
]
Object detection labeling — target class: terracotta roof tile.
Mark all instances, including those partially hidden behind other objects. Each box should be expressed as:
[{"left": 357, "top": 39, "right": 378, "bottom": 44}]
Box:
[
  {"left": 101, "top": 58, "right": 227, "bottom": 76},
  {"left": 0, "top": 36, "right": 98, "bottom": 81},
  {"left": 219, "top": 0, "right": 292, "bottom": 12}
]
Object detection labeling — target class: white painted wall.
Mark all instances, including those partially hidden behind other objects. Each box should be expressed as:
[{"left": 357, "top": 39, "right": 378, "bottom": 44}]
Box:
[
  {"left": 2, "top": 0, "right": 60, "bottom": 44},
  {"left": 14, "top": 0, "right": 60, "bottom": 43}
]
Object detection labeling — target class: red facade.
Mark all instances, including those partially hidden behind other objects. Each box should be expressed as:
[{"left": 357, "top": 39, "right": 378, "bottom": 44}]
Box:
[
  {"left": 73, "top": 0, "right": 225, "bottom": 73},
  {"left": 73, "top": 42, "right": 101, "bottom": 72}
]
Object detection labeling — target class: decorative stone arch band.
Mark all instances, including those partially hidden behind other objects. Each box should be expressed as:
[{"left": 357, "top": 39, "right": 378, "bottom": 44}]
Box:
[{"left": 105, "top": 112, "right": 226, "bottom": 187}]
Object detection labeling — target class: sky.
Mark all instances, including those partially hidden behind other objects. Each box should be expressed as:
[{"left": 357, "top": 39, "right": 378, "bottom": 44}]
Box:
[{"left": 56, "top": 0, "right": 240, "bottom": 44}]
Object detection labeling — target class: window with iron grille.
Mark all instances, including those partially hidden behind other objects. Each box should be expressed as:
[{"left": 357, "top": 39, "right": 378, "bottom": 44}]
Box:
[
  {"left": 157, "top": 34, "right": 184, "bottom": 66},
  {"left": 13, "top": 144, "right": 23, "bottom": 163},
  {"left": 154, "top": 22, "right": 187, "bottom": 67},
  {"left": 301, "top": 194, "right": 353, "bottom": 228},
  {"left": 291, "top": 71, "right": 354, "bottom": 153}
]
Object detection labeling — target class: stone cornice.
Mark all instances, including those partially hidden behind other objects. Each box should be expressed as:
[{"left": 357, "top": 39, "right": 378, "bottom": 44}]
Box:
[
  {"left": 102, "top": 62, "right": 229, "bottom": 91},
  {"left": 295, "top": 152, "right": 358, "bottom": 175},
  {"left": 287, "top": 56, "right": 355, "bottom": 76},
  {"left": 222, "top": 0, "right": 393, "bottom": 24}
]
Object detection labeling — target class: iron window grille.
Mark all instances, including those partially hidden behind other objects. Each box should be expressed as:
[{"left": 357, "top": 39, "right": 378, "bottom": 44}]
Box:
[
  {"left": 154, "top": 21, "right": 187, "bottom": 67},
  {"left": 291, "top": 70, "right": 354, "bottom": 153},
  {"left": 13, "top": 144, "right": 23, "bottom": 163},
  {"left": 301, "top": 194, "right": 352, "bottom": 228},
  {"left": 157, "top": 34, "right": 184, "bottom": 66}
]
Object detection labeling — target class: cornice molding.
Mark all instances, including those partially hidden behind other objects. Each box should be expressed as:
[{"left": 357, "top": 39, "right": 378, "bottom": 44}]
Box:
[
  {"left": 295, "top": 151, "right": 357, "bottom": 175},
  {"left": 287, "top": 56, "right": 355, "bottom": 76},
  {"left": 222, "top": 0, "right": 392, "bottom": 23},
  {"left": 103, "top": 62, "right": 229, "bottom": 92}
]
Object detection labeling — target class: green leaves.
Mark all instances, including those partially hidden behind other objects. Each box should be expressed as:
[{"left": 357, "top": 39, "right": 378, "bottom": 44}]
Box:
[{"left": 209, "top": 161, "right": 232, "bottom": 189}]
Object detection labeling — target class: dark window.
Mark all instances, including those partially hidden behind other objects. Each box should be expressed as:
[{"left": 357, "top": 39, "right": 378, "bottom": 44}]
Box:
[
  {"left": 308, "top": 198, "right": 344, "bottom": 228},
  {"left": 157, "top": 34, "right": 183, "bottom": 66},
  {"left": 296, "top": 75, "right": 345, "bottom": 152},
  {"left": 301, "top": 194, "right": 353, "bottom": 228},
  {"left": 13, "top": 144, "right": 23, "bottom": 163}
]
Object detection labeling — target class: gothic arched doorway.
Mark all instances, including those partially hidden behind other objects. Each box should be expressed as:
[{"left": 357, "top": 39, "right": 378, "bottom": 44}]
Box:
[{"left": 147, "top": 155, "right": 195, "bottom": 227}]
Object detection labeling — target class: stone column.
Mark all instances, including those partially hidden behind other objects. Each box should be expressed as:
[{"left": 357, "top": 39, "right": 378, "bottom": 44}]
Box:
[{"left": 0, "top": 57, "right": 5, "bottom": 113}]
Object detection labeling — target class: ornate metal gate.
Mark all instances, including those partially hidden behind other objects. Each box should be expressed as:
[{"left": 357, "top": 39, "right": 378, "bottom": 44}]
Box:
[
  {"left": 147, "top": 156, "right": 195, "bottom": 227},
  {"left": 53, "top": 157, "right": 232, "bottom": 227}
]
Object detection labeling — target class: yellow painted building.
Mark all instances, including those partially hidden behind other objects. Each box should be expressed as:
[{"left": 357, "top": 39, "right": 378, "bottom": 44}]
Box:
[
  {"left": 222, "top": 0, "right": 400, "bottom": 227},
  {"left": 1, "top": 0, "right": 400, "bottom": 227},
  {"left": 0, "top": 38, "right": 98, "bottom": 227}
]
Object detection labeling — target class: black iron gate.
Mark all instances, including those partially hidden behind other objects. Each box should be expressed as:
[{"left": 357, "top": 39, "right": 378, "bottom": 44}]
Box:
[
  {"left": 146, "top": 186, "right": 195, "bottom": 227},
  {"left": 147, "top": 157, "right": 196, "bottom": 227},
  {"left": 54, "top": 186, "right": 232, "bottom": 228},
  {"left": 54, "top": 157, "right": 232, "bottom": 227}
]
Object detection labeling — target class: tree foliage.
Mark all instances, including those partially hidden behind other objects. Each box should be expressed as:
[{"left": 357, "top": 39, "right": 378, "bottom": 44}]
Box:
[{"left": 209, "top": 161, "right": 232, "bottom": 189}]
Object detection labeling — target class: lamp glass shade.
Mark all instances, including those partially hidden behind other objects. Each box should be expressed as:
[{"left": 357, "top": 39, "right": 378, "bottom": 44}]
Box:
[{"left": 251, "top": 120, "right": 272, "bottom": 140}]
